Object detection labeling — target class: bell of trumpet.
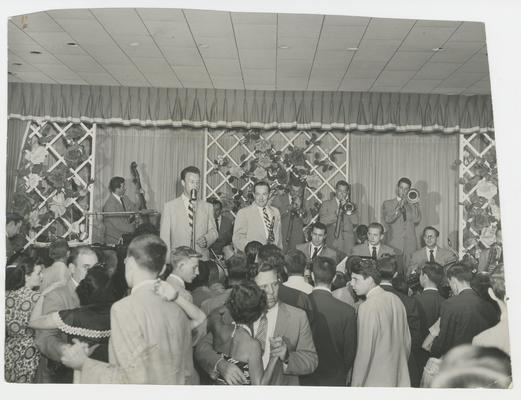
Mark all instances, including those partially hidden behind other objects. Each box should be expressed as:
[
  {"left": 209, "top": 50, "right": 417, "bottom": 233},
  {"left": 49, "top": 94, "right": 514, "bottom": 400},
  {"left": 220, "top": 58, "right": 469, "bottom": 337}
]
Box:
[
  {"left": 344, "top": 201, "right": 357, "bottom": 215},
  {"left": 406, "top": 188, "right": 420, "bottom": 204}
]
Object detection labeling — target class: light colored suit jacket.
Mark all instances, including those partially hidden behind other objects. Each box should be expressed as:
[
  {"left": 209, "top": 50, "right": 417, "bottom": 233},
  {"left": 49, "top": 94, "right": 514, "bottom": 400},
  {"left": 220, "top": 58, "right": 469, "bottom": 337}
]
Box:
[
  {"left": 319, "top": 199, "right": 358, "bottom": 256},
  {"left": 351, "top": 243, "right": 396, "bottom": 258},
  {"left": 103, "top": 194, "right": 137, "bottom": 245},
  {"left": 296, "top": 242, "right": 338, "bottom": 263},
  {"left": 232, "top": 204, "right": 282, "bottom": 252},
  {"left": 160, "top": 196, "right": 218, "bottom": 260},
  {"left": 80, "top": 282, "right": 194, "bottom": 384},
  {"left": 407, "top": 246, "right": 458, "bottom": 275},
  {"left": 194, "top": 301, "right": 318, "bottom": 385},
  {"left": 382, "top": 198, "right": 421, "bottom": 262}
]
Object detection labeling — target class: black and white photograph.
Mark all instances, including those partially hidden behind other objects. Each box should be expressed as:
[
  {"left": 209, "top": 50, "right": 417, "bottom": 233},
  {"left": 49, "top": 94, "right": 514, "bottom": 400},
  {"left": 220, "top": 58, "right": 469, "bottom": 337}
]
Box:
[{"left": 2, "top": 0, "right": 520, "bottom": 394}]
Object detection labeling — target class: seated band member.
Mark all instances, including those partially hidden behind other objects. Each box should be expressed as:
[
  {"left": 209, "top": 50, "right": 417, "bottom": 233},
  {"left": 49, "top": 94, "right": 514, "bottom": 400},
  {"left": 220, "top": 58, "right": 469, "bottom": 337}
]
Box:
[
  {"left": 232, "top": 181, "right": 282, "bottom": 252},
  {"left": 271, "top": 182, "right": 310, "bottom": 253},
  {"left": 296, "top": 222, "right": 337, "bottom": 262},
  {"left": 319, "top": 180, "right": 358, "bottom": 258},
  {"left": 160, "top": 166, "right": 218, "bottom": 261},
  {"left": 382, "top": 177, "right": 421, "bottom": 269},
  {"left": 103, "top": 177, "right": 138, "bottom": 245},
  {"left": 208, "top": 198, "right": 234, "bottom": 257},
  {"left": 407, "top": 226, "right": 457, "bottom": 276}
]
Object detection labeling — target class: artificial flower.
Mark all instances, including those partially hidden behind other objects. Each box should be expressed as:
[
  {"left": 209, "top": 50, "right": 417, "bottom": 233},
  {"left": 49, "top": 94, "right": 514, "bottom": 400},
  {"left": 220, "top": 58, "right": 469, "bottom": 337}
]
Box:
[
  {"left": 475, "top": 179, "right": 497, "bottom": 201},
  {"left": 24, "top": 145, "right": 47, "bottom": 165},
  {"left": 25, "top": 173, "right": 42, "bottom": 191},
  {"left": 254, "top": 139, "right": 272, "bottom": 152},
  {"left": 306, "top": 174, "right": 322, "bottom": 189},
  {"left": 258, "top": 155, "right": 272, "bottom": 169},
  {"left": 479, "top": 223, "right": 498, "bottom": 248},
  {"left": 253, "top": 167, "right": 268, "bottom": 180},
  {"left": 229, "top": 165, "right": 244, "bottom": 179},
  {"left": 49, "top": 192, "right": 74, "bottom": 218},
  {"left": 28, "top": 210, "right": 41, "bottom": 228}
]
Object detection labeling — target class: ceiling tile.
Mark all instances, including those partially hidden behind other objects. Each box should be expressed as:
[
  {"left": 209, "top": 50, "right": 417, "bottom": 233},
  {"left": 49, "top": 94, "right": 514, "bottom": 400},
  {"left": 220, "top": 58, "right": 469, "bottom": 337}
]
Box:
[
  {"left": 307, "top": 79, "right": 340, "bottom": 91},
  {"left": 10, "top": 12, "right": 63, "bottom": 32},
  {"left": 77, "top": 72, "right": 120, "bottom": 85},
  {"left": 205, "top": 58, "right": 242, "bottom": 76},
  {"left": 313, "top": 51, "right": 353, "bottom": 69},
  {"left": 450, "top": 22, "right": 486, "bottom": 42},
  {"left": 243, "top": 69, "right": 276, "bottom": 84},
  {"left": 46, "top": 9, "right": 95, "bottom": 20},
  {"left": 346, "top": 60, "right": 387, "bottom": 77},
  {"left": 212, "top": 76, "right": 244, "bottom": 90},
  {"left": 385, "top": 51, "right": 433, "bottom": 71},
  {"left": 136, "top": 8, "right": 185, "bottom": 22},
  {"left": 239, "top": 49, "right": 276, "bottom": 69},
  {"left": 278, "top": 36, "right": 319, "bottom": 49},
  {"left": 355, "top": 40, "right": 401, "bottom": 62},
  {"left": 12, "top": 71, "right": 57, "bottom": 83},
  {"left": 400, "top": 26, "right": 459, "bottom": 51},
  {"left": 401, "top": 79, "right": 443, "bottom": 93},
  {"left": 231, "top": 12, "right": 276, "bottom": 26},
  {"left": 431, "top": 87, "right": 465, "bottom": 95},
  {"left": 132, "top": 57, "right": 174, "bottom": 73},
  {"left": 162, "top": 47, "right": 202, "bottom": 66},
  {"left": 317, "top": 28, "right": 363, "bottom": 51},
  {"left": 339, "top": 78, "right": 375, "bottom": 91},
  {"left": 369, "top": 85, "right": 404, "bottom": 93},
  {"left": 458, "top": 53, "right": 489, "bottom": 73},
  {"left": 310, "top": 68, "right": 345, "bottom": 81},
  {"left": 196, "top": 37, "right": 237, "bottom": 58},
  {"left": 91, "top": 8, "right": 149, "bottom": 36},
  {"left": 374, "top": 70, "right": 417, "bottom": 85},
  {"left": 277, "top": 47, "right": 315, "bottom": 60},
  {"left": 439, "top": 72, "right": 486, "bottom": 88},
  {"left": 181, "top": 80, "right": 214, "bottom": 89},
  {"left": 277, "top": 59, "right": 313, "bottom": 77},
  {"left": 323, "top": 15, "right": 370, "bottom": 27},
  {"left": 143, "top": 72, "right": 182, "bottom": 88},
  {"left": 115, "top": 76, "right": 150, "bottom": 88},
  {"left": 58, "top": 54, "right": 106, "bottom": 72},
  {"left": 81, "top": 44, "right": 130, "bottom": 64},
  {"left": 174, "top": 65, "right": 210, "bottom": 81},
  {"left": 189, "top": 22, "right": 235, "bottom": 39},
  {"left": 415, "top": 20, "right": 461, "bottom": 28},
  {"left": 8, "top": 22, "right": 38, "bottom": 46},
  {"left": 51, "top": 19, "right": 114, "bottom": 45},
  {"left": 415, "top": 62, "right": 461, "bottom": 79},
  {"left": 8, "top": 75, "right": 24, "bottom": 83},
  {"left": 245, "top": 84, "right": 275, "bottom": 91},
  {"left": 234, "top": 25, "right": 276, "bottom": 49},
  {"left": 364, "top": 18, "right": 415, "bottom": 40},
  {"left": 184, "top": 9, "right": 230, "bottom": 26},
  {"left": 112, "top": 35, "right": 163, "bottom": 58},
  {"left": 278, "top": 14, "right": 323, "bottom": 38},
  {"left": 8, "top": 61, "right": 40, "bottom": 73},
  {"left": 142, "top": 20, "right": 192, "bottom": 40}
]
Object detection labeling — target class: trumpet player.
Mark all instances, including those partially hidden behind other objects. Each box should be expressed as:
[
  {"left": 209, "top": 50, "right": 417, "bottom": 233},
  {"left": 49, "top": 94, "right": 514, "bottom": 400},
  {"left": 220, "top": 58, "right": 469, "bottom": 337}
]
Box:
[
  {"left": 382, "top": 177, "right": 421, "bottom": 270},
  {"left": 319, "top": 180, "right": 358, "bottom": 258}
]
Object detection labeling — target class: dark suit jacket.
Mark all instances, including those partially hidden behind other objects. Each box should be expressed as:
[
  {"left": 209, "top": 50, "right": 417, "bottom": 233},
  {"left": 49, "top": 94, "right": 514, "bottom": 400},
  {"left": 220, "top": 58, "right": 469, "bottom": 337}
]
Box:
[
  {"left": 302, "top": 289, "right": 357, "bottom": 386},
  {"left": 431, "top": 288, "right": 500, "bottom": 358},
  {"left": 381, "top": 283, "right": 423, "bottom": 387},
  {"left": 278, "top": 284, "right": 315, "bottom": 327},
  {"left": 210, "top": 214, "right": 234, "bottom": 255},
  {"left": 102, "top": 194, "right": 137, "bottom": 245}
]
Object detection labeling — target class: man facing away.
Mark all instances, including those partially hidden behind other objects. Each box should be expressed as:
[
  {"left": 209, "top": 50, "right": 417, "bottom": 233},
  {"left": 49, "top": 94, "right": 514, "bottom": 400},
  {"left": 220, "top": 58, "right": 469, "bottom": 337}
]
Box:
[
  {"left": 350, "top": 258, "right": 411, "bottom": 387},
  {"left": 60, "top": 234, "right": 194, "bottom": 384},
  {"left": 160, "top": 166, "right": 218, "bottom": 261},
  {"left": 232, "top": 181, "right": 282, "bottom": 252},
  {"left": 103, "top": 176, "right": 138, "bottom": 245},
  {"left": 167, "top": 246, "right": 202, "bottom": 303},
  {"left": 207, "top": 197, "right": 234, "bottom": 257}
]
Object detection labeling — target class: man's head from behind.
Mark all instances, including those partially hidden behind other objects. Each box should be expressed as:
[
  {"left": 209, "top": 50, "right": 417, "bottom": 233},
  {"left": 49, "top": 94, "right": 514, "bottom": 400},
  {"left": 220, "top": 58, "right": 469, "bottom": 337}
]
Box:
[
  {"left": 254, "top": 262, "right": 280, "bottom": 309},
  {"left": 420, "top": 262, "right": 444, "bottom": 288},
  {"left": 446, "top": 263, "right": 473, "bottom": 295},
  {"left": 225, "top": 253, "right": 249, "bottom": 286},
  {"left": 312, "top": 256, "right": 337, "bottom": 287},
  {"left": 350, "top": 257, "right": 380, "bottom": 296},
  {"left": 67, "top": 246, "right": 99, "bottom": 284},
  {"left": 284, "top": 249, "right": 307, "bottom": 277},
  {"left": 125, "top": 234, "right": 167, "bottom": 287},
  {"left": 377, "top": 256, "right": 398, "bottom": 282},
  {"left": 49, "top": 238, "right": 70, "bottom": 263},
  {"left": 171, "top": 246, "right": 202, "bottom": 283}
]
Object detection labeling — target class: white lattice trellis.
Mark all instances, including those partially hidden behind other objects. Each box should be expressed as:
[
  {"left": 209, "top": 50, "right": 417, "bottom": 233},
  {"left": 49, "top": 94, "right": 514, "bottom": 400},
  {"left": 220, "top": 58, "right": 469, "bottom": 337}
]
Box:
[
  {"left": 204, "top": 129, "right": 349, "bottom": 213},
  {"left": 17, "top": 120, "right": 96, "bottom": 248},
  {"left": 458, "top": 132, "right": 500, "bottom": 258}
]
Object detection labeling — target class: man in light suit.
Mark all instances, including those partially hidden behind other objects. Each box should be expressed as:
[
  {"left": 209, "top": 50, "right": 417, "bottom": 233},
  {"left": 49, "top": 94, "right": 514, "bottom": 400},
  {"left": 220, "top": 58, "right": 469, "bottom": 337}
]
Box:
[
  {"left": 382, "top": 177, "right": 421, "bottom": 269},
  {"left": 352, "top": 222, "right": 396, "bottom": 259},
  {"left": 103, "top": 176, "right": 138, "bottom": 245},
  {"left": 207, "top": 198, "right": 234, "bottom": 256},
  {"left": 232, "top": 181, "right": 282, "bottom": 252},
  {"left": 407, "top": 226, "right": 458, "bottom": 276},
  {"left": 160, "top": 166, "right": 218, "bottom": 261},
  {"left": 319, "top": 180, "right": 358, "bottom": 258},
  {"left": 194, "top": 262, "right": 318, "bottom": 385}
]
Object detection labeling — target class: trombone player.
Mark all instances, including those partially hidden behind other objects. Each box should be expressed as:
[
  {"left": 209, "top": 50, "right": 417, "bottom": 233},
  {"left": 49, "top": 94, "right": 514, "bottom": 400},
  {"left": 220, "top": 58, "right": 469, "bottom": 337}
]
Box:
[
  {"left": 319, "top": 180, "right": 358, "bottom": 259},
  {"left": 382, "top": 177, "right": 421, "bottom": 273}
]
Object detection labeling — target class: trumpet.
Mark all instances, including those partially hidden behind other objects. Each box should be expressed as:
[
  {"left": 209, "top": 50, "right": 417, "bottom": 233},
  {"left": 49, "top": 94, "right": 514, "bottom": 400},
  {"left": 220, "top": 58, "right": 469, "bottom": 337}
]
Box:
[
  {"left": 334, "top": 198, "right": 357, "bottom": 238},
  {"left": 406, "top": 188, "right": 420, "bottom": 204}
]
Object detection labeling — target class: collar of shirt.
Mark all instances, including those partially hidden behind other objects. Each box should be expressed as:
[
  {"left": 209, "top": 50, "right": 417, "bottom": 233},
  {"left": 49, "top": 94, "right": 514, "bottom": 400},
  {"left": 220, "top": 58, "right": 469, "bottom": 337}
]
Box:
[
  {"left": 313, "top": 286, "right": 332, "bottom": 293},
  {"left": 396, "top": 196, "right": 402, "bottom": 202},
  {"left": 426, "top": 246, "right": 438, "bottom": 258},
  {"left": 367, "top": 285, "right": 383, "bottom": 298},
  {"left": 380, "top": 282, "right": 393, "bottom": 287},
  {"left": 368, "top": 243, "right": 380, "bottom": 253},
  {"left": 423, "top": 287, "right": 438, "bottom": 292},
  {"left": 71, "top": 277, "right": 79, "bottom": 288},
  {"left": 169, "top": 273, "right": 186, "bottom": 288},
  {"left": 310, "top": 243, "right": 323, "bottom": 255},
  {"left": 131, "top": 279, "right": 157, "bottom": 294},
  {"left": 112, "top": 192, "right": 122, "bottom": 203}
]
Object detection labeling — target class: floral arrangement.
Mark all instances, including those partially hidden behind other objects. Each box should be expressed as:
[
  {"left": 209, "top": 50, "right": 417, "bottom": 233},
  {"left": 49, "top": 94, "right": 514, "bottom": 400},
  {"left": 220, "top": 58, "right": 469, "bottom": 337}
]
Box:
[
  {"left": 456, "top": 142, "right": 502, "bottom": 265},
  {"left": 11, "top": 122, "right": 93, "bottom": 246},
  {"left": 210, "top": 131, "right": 339, "bottom": 214}
]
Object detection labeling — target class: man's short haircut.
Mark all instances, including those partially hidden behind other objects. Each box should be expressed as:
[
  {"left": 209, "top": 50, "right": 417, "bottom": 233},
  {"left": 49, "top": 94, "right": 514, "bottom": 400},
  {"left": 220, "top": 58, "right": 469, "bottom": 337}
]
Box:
[
  {"left": 253, "top": 181, "right": 270, "bottom": 193},
  {"left": 49, "top": 238, "right": 70, "bottom": 261},
  {"left": 446, "top": 262, "right": 474, "bottom": 283},
  {"left": 257, "top": 243, "right": 283, "bottom": 264},
  {"left": 225, "top": 253, "right": 249, "bottom": 283},
  {"left": 421, "top": 262, "right": 444, "bottom": 286},
  {"left": 127, "top": 234, "right": 167, "bottom": 274},
  {"left": 67, "top": 246, "right": 97, "bottom": 267},
  {"left": 368, "top": 222, "right": 385, "bottom": 235},
  {"left": 245, "top": 241, "right": 263, "bottom": 266},
  {"left": 207, "top": 197, "right": 223, "bottom": 208},
  {"left": 355, "top": 224, "right": 368, "bottom": 242},
  {"left": 335, "top": 180, "right": 350, "bottom": 190},
  {"left": 397, "top": 177, "right": 412, "bottom": 187},
  {"left": 423, "top": 226, "right": 440, "bottom": 237},
  {"left": 180, "top": 166, "right": 200, "bottom": 181},
  {"left": 350, "top": 257, "right": 381, "bottom": 285},
  {"left": 6, "top": 212, "right": 23, "bottom": 224},
  {"left": 285, "top": 249, "right": 307, "bottom": 275},
  {"left": 312, "top": 256, "right": 337, "bottom": 285},
  {"left": 171, "top": 246, "right": 202, "bottom": 270},
  {"left": 377, "top": 257, "right": 398, "bottom": 281},
  {"left": 109, "top": 176, "right": 125, "bottom": 192},
  {"left": 312, "top": 221, "right": 327, "bottom": 234},
  {"left": 489, "top": 264, "right": 506, "bottom": 301}
]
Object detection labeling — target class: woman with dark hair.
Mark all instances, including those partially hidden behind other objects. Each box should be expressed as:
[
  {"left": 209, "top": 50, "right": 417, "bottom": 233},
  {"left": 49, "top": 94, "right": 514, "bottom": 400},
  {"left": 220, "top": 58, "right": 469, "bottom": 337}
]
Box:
[
  {"left": 244, "top": 241, "right": 262, "bottom": 279},
  {"left": 207, "top": 281, "right": 280, "bottom": 385},
  {"left": 29, "top": 265, "right": 121, "bottom": 367},
  {"left": 5, "top": 255, "right": 47, "bottom": 382}
]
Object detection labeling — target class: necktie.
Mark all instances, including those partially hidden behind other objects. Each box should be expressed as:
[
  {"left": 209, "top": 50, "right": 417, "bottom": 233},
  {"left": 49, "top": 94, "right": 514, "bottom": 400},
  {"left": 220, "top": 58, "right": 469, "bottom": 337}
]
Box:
[
  {"left": 263, "top": 207, "right": 275, "bottom": 243},
  {"left": 372, "top": 246, "right": 377, "bottom": 260},
  {"left": 401, "top": 204, "right": 407, "bottom": 222},
  {"left": 311, "top": 246, "right": 320, "bottom": 260},
  {"left": 215, "top": 217, "right": 219, "bottom": 232},
  {"left": 188, "top": 200, "right": 194, "bottom": 231},
  {"left": 120, "top": 197, "right": 126, "bottom": 211},
  {"left": 255, "top": 313, "right": 268, "bottom": 352},
  {"left": 429, "top": 249, "right": 435, "bottom": 263}
]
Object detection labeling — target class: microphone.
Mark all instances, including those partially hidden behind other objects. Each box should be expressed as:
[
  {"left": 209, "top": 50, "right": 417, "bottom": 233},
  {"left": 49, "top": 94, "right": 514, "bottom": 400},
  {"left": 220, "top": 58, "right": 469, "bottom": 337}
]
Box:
[{"left": 190, "top": 189, "right": 198, "bottom": 201}]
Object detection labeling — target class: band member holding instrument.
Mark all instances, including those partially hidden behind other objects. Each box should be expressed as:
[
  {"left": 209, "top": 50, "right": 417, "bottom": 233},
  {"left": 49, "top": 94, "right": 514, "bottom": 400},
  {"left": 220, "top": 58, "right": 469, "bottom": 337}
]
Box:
[
  {"left": 232, "top": 181, "right": 282, "bottom": 252},
  {"left": 382, "top": 177, "right": 421, "bottom": 271},
  {"left": 318, "top": 180, "right": 358, "bottom": 259},
  {"left": 207, "top": 197, "right": 234, "bottom": 257},
  {"left": 102, "top": 177, "right": 138, "bottom": 245},
  {"left": 160, "top": 166, "right": 218, "bottom": 262}
]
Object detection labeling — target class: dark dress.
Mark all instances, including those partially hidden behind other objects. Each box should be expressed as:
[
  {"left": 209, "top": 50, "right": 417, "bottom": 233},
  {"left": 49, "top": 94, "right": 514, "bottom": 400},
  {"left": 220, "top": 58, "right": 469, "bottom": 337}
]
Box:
[{"left": 215, "top": 354, "right": 251, "bottom": 385}]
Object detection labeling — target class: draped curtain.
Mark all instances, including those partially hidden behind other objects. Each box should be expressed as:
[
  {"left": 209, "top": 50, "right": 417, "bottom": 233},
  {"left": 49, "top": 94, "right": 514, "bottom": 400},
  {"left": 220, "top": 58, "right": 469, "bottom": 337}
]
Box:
[
  {"left": 349, "top": 132, "right": 459, "bottom": 249},
  {"left": 92, "top": 126, "right": 204, "bottom": 242},
  {"left": 5, "top": 119, "right": 29, "bottom": 208}
]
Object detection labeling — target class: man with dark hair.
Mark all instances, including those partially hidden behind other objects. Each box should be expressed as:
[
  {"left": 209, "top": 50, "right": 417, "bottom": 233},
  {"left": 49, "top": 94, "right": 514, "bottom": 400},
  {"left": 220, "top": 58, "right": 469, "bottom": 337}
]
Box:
[
  {"left": 303, "top": 256, "right": 357, "bottom": 386},
  {"left": 160, "top": 166, "right": 218, "bottom": 261},
  {"left": 283, "top": 249, "right": 313, "bottom": 294},
  {"left": 296, "top": 222, "right": 337, "bottom": 262},
  {"left": 195, "top": 260, "right": 318, "bottom": 385},
  {"left": 408, "top": 226, "right": 457, "bottom": 276},
  {"left": 378, "top": 257, "right": 422, "bottom": 387},
  {"left": 60, "top": 234, "right": 194, "bottom": 384},
  {"left": 207, "top": 197, "right": 234, "bottom": 256},
  {"left": 233, "top": 181, "right": 282, "bottom": 251},
  {"left": 5, "top": 212, "right": 24, "bottom": 259},
  {"left": 102, "top": 176, "right": 138, "bottom": 245},
  {"left": 350, "top": 258, "right": 411, "bottom": 387},
  {"left": 319, "top": 180, "right": 358, "bottom": 257},
  {"left": 167, "top": 246, "right": 202, "bottom": 302},
  {"left": 431, "top": 263, "right": 499, "bottom": 358},
  {"left": 382, "top": 177, "right": 421, "bottom": 269}
]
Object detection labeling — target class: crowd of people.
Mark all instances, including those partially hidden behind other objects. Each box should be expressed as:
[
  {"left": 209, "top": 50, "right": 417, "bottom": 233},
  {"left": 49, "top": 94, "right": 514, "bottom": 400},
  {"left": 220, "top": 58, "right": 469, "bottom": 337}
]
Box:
[{"left": 3, "top": 165, "right": 511, "bottom": 387}]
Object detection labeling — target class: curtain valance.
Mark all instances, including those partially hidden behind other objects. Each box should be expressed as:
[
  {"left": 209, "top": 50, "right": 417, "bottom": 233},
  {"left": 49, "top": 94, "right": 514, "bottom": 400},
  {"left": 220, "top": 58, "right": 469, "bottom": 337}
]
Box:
[{"left": 8, "top": 82, "right": 494, "bottom": 134}]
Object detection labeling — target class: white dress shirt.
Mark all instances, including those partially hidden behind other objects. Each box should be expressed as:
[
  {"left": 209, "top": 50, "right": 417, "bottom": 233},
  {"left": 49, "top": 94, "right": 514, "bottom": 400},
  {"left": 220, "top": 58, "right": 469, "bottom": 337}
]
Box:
[
  {"left": 253, "top": 302, "right": 279, "bottom": 368},
  {"left": 283, "top": 276, "right": 313, "bottom": 294},
  {"left": 368, "top": 243, "right": 381, "bottom": 256}
]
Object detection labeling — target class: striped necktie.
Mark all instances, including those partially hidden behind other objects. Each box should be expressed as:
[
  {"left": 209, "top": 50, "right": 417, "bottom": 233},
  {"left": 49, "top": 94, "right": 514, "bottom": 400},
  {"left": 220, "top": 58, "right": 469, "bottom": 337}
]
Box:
[
  {"left": 263, "top": 207, "right": 275, "bottom": 243},
  {"left": 188, "top": 199, "right": 194, "bottom": 231},
  {"left": 255, "top": 313, "right": 268, "bottom": 352}
]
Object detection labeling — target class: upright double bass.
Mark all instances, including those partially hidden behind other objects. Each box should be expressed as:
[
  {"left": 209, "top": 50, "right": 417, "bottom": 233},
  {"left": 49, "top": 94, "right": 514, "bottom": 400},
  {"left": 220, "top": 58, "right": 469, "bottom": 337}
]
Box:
[{"left": 130, "top": 161, "right": 159, "bottom": 230}]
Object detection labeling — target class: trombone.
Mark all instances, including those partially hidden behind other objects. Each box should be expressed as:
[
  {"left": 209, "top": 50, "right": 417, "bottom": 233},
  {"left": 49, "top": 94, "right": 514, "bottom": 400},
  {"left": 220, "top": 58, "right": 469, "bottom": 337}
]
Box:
[{"left": 406, "top": 188, "right": 420, "bottom": 204}]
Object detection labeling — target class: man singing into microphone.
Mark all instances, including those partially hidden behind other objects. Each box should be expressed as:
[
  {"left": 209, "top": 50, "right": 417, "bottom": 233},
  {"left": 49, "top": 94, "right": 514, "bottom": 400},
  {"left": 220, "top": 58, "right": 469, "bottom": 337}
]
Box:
[{"left": 160, "top": 166, "right": 218, "bottom": 261}]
